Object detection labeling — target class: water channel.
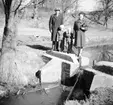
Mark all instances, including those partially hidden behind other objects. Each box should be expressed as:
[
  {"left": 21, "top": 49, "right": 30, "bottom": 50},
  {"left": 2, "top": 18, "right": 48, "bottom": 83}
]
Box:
[{"left": 0, "top": 83, "right": 65, "bottom": 105}]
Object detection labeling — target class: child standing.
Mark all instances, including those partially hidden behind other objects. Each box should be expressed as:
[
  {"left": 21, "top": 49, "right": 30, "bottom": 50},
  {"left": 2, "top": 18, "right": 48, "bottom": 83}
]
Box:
[
  {"left": 65, "top": 27, "right": 73, "bottom": 53},
  {"left": 57, "top": 25, "right": 65, "bottom": 51}
]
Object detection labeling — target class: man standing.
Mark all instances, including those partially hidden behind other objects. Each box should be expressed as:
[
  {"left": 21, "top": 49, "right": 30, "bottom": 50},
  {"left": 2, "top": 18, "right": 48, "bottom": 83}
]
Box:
[
  {"left": 49, "top": 8, "right": 63, "bottom": 51},
  {"left": 73, "top": 12, "right": 88, "bottom": 57}
]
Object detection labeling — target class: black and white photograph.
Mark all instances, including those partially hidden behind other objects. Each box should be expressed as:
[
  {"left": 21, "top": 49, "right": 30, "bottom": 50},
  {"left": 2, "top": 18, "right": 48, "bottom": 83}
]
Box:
[{"left": 0, "top": 0, "right": 113, "bottom": 105}]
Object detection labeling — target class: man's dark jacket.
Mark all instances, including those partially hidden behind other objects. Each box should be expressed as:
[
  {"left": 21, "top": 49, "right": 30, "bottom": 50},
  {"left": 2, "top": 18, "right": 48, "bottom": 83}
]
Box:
[{"left": 49, "top": 13, "right": 63, "bottom": 41}]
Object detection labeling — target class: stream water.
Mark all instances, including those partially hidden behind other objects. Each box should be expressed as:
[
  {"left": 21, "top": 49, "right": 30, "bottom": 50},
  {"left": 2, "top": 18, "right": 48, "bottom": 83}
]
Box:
[{"left": 0, "top": 83, "right": 64, "bottom": 105}]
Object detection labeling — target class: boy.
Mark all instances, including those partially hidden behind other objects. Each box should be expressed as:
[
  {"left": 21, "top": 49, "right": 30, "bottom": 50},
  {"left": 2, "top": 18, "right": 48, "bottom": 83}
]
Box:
[
  {"left": 65, "top": 27, "right": 73, "bottom": 53},
  {"left": 57, "top": 25, "right": 65, "bottom": 51}
]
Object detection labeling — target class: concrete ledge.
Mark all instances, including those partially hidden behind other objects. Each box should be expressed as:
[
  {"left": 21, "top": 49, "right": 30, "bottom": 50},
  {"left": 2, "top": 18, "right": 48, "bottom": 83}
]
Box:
[
  {"left": 84, "top": 68, "right": 113, "bottom": 91},
  {"left": 95, "top": 61, "right": 113, "bottom": 68},
  {"left": 90, "top": 74, "right": 113, "bottom": 91},
  {"left": 93, "top": 61, "right": 113, "bottom": 76},
  {"left": 41, "top": 52, "right": 89, "bottom": 83}
]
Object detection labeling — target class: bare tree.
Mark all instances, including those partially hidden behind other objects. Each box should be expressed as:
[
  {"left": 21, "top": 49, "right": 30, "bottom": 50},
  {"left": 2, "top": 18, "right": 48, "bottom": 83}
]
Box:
[
  {"left": 31, "top": 0, "right": 49, "bottom": 19},
  {"left": 0, "top": 0, "right": 32, "bottom": 85},
  {"left": 32, "top": 0, "right": 47, "bottom": 19},
  {"left": 59, "top": 0, "right": 79, "bottom": 23},
  {"left": 89, "top": 0, "right": 113, "bottom": 28},
  {"left": 38, "top": 0, "right": 47, "bottom": 7},
  {"left": 61, "top": 0, "right": 79, "bottom": 14},
  {"left": 99, "top": 0, "right": 113, "bottom": 27},
  {"left": 87, "top": 10, "right": 104, "bottom": 25},
  {"left": 31, "top": 0, "right": 38, "bottom": 19}
]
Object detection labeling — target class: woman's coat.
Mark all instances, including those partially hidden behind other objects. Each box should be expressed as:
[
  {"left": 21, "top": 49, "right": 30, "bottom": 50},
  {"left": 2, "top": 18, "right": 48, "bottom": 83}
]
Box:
[{"left": 73, "top": 19, "right": 88, "bottom": 48}]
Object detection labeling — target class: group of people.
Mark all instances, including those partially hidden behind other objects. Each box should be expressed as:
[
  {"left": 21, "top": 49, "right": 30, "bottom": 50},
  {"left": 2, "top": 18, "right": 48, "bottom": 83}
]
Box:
[{"left": 49, "top": 8, "right": 88, "bottom": 57}]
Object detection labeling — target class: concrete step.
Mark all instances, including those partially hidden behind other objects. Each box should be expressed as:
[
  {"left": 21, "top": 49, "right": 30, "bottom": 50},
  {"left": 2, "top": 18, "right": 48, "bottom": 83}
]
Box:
[{"left": 41, "top": 51, "right": 89, "bottom": 83}]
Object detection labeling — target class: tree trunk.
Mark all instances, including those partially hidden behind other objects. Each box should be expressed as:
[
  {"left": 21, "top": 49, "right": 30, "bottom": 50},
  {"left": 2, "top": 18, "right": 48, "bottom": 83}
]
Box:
[
  {"left": 0, "top": 11, "right": 29, "bottom": 86},
  {"left": 0, "top": 0, "right": 39, "bottom": 87},
  {"left": 2, "top": 12, "right": 18, "bottom": 54},
  {"left": 0, "top": 0, "right": 28, "bottom": 85},
  {"left": 104, "top": 16, "right": 108, "bottom": 28},
  {"left": 0, "top": 10, "right": 20, "bottom": 84}
]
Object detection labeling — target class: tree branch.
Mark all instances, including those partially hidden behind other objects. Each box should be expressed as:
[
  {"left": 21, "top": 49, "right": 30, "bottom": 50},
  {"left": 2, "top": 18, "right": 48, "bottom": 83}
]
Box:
[
  {"left": 19, "top": 0, "right": 33, "bottom": 10},
  {"left": 71, "top": 13, "right": 76, "bottom": 18},
  {"left": 2, "top": 0, "right": 5, "bottom": 7},
  {"left": 86, "top": 15, "right": 103, "bottom": 25},
  {"left": 1, "top": 0, "right": 6, "bottom": 13},
  {"left": 63, "top": 0, "right": 78, "bottom": 13},
  {"left": 14, "top": 0, "right": 22, "bottom": 14},
  {"left": 38, "top": 0, "right": 46, "bottom": 5}
]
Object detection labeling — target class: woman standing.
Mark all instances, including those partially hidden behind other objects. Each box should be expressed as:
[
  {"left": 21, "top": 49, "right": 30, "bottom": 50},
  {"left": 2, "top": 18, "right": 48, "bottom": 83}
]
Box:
[{"left": 73, "top": 12, "right": 88, "bottom": 57}]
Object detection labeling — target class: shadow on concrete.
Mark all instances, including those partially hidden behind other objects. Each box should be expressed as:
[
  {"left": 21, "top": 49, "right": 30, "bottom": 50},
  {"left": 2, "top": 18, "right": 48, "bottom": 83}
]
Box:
[
  {"left": 27, "top": 45, "right": 51, "bottom": 51},
  {"left": 46, "top": 51, "right": 73, "bottom": 62}
]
